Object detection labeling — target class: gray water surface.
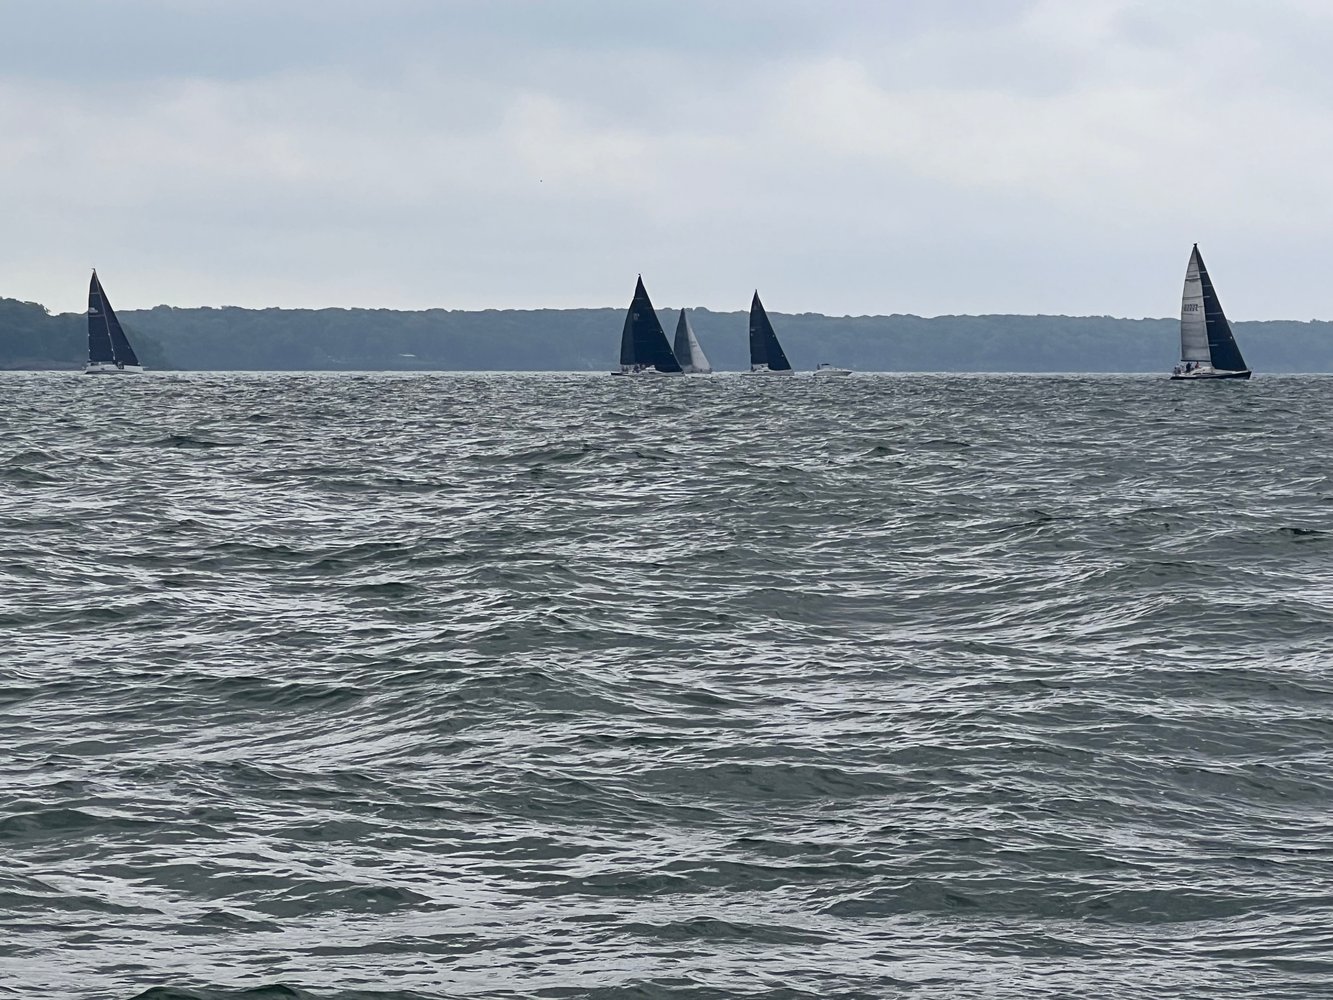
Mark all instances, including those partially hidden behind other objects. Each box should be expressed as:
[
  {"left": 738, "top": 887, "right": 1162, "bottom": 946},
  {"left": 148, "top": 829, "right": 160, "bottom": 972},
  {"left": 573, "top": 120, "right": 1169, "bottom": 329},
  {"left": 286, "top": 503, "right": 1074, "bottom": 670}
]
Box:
[{"left": 2, "top": 372, "right": 1332, "bottom": 1000}]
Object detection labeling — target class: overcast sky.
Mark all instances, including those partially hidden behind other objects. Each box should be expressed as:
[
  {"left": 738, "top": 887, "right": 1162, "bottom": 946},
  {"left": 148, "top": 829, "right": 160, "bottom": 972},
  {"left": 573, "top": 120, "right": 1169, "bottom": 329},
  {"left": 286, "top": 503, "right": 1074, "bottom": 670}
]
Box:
[{"left": 2, "top": 0, "right": 1331, "bottom": 317}]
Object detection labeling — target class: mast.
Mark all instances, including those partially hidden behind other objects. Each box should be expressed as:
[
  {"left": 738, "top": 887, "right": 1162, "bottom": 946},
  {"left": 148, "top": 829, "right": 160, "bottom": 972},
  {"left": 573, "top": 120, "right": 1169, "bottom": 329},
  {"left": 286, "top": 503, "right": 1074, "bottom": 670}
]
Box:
[{"left": 749, "top": 292, "right": 792, "bottom": 371}]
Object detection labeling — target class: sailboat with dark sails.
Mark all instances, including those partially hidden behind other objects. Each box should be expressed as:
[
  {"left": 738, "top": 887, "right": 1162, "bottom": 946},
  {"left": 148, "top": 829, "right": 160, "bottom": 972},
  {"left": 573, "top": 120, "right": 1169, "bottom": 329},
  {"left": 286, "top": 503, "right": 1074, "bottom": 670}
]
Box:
[
  {"left": 1171, "top": 245, "right": 1250, "bottom": 381},
  {"left": 744, "top": 291, "right": 793, "bottom": 375},
  {"left": 84, "top": 271, "right": 144, "bottom": 374},
  {"left": 613, "top": 276, "right": 683, "bottom": 376},
  {"left": 671, "top": 309, "right": 712, "bottom": 374}
]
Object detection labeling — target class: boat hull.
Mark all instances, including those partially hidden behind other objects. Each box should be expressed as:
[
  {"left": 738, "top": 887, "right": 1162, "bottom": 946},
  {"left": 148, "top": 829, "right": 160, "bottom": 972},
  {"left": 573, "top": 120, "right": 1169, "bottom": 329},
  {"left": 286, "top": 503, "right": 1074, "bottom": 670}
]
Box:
[
  {"left": 83, "top": 363, "right": 144, "bottom": 374},
  {"left": 742, "top": 367, "right": 795, "bottom": 376},
  {"left": 611, "top": 368, "right": 683, "bottom": 377},
  {"left": 813, "top": 368, "right": 852, "bottom": 377},
  {"left": 1169, "top": 369, "right": 1251, "bottom": 381}
]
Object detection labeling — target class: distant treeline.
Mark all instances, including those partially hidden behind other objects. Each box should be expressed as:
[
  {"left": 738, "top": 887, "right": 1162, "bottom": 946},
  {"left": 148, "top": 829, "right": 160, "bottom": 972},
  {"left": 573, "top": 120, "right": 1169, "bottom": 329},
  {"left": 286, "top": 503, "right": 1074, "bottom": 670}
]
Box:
[
  {"left": 0, "top": 298, "right": 170, "bottom": 371},
  {"left": 3, "top": 296, "right": 1333, "bottom": 372}
]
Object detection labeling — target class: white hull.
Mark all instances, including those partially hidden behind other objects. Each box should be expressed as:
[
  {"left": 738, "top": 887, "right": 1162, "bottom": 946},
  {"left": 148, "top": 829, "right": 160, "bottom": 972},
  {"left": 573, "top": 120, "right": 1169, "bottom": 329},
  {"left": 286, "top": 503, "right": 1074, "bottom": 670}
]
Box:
[
  {"left": 813, "top": 367, "right": 852, "bottom": 377},
  {"left": 1169, "top": 366, "right": 1250, "bottom": 381},
  {"left": 743, "top": 367, "right": 795, "bottom": 376},
  {"left": 83, "top": 362, "right": 144, "bottom": 374},
  {"left": 611, "top": 368, "right": 683, "bottom": 377}
]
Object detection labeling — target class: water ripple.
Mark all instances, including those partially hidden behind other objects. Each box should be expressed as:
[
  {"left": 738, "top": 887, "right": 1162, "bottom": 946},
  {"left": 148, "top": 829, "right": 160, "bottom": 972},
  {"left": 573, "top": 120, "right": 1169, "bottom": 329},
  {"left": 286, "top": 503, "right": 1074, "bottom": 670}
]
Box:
[{"left": 1, "top": 372, "right": 1331, "bottom": 999}]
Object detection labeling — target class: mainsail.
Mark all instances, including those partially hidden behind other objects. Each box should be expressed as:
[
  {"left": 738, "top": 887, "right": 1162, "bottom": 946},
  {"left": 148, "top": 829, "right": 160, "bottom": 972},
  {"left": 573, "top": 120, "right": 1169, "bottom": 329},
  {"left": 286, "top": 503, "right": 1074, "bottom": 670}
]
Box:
[
  {"left": 88, "top": 271, "right": 141, "bottom": 368},
  {"left": 749, "top": 292, "right": 792, "bottom": 371},
  {"left": 672, "top": 309, "right": 712, "bottom": 374},
  {"left": 618, "top": 276, "right": 682, "bottom": 373},
  {"left": 1180, "top": 245, "right": 1246, "bottom": 372}
]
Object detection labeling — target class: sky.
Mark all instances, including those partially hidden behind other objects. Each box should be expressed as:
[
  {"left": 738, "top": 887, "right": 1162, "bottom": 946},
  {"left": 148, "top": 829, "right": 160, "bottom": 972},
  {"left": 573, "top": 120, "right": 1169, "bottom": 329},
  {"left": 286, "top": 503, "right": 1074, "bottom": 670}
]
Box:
[{"left": 2, "top": 0, "right": 1332, "bottom": 317}]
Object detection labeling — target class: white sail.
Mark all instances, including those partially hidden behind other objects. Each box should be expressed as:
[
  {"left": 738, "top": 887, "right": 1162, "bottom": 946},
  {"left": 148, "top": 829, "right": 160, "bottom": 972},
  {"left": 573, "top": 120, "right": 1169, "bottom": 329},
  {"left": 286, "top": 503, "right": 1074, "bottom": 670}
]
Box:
[
  {"left": 672, "top": 309, "right": 713, "bottom": 374},
  {"left": 1180, "top": 246, "right": 1210, "bottom": 363},
  {"left": 684, "top": 318, "right": 711, "bottom": 373}
]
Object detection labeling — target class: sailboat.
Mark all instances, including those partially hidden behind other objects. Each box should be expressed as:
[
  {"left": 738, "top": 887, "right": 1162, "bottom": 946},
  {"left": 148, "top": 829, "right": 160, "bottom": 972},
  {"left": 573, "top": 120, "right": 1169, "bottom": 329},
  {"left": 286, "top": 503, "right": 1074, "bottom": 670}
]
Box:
[
  {"left": 84, "top": 271, "right": 144, "bottom": 374},
  {"left": 671, "top": 309, "right": 712, "bottom": 374},
  {"left": 612, "top": 276, "right": 684, "bottom": 376},
  {"left": 1170, "top": 244, "right": 1250, "bottom": 381},
  {"left": 744, "top": 291, "right": 794, "bottom": 375}
]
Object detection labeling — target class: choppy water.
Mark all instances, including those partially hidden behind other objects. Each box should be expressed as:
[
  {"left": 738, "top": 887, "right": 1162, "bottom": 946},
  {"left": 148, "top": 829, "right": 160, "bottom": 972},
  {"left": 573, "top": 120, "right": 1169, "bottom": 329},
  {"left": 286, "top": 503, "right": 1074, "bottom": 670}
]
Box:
[{"left": 2, "top": 372, "right": 1332, "bottom": 1000}]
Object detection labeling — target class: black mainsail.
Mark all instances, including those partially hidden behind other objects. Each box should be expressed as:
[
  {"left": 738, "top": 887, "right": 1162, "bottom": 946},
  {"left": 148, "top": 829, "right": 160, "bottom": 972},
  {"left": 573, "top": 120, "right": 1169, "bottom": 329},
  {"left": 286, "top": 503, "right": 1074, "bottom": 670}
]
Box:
[
  {"left": 87, "top": 271, "right": 141, "bottom": 370},
  {"left": 1174, "top": 245, "right": 1249, "bottom": 379},
  {"left": 748, "top": 292, "right": 792, "bottom": 372},
  {"left": 617, "top": 276, "right": 682, "bottom": 374}
]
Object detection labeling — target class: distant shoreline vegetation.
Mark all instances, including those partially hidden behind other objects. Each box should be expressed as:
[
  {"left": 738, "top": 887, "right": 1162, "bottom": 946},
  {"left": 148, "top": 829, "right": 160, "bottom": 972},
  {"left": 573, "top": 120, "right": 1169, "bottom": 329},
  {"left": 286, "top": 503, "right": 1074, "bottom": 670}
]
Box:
[{"left": 2, "top": 296, "right": 1332, "bottom": 372}]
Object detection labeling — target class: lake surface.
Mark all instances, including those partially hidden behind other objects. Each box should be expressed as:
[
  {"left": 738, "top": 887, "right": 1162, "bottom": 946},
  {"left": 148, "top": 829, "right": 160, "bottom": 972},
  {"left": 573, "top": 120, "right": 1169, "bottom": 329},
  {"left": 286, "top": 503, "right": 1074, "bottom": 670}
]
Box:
[{"left": 2, "top": 372, "right": 1331, "bottom": 1000}]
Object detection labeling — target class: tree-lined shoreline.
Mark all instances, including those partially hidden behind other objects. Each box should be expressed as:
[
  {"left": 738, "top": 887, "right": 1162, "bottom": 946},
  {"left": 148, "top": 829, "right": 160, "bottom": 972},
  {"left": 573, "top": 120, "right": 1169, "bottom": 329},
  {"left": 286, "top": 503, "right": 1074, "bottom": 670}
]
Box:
[{"left": 3, "top": 296, "right": 1331, "bottom": 372}]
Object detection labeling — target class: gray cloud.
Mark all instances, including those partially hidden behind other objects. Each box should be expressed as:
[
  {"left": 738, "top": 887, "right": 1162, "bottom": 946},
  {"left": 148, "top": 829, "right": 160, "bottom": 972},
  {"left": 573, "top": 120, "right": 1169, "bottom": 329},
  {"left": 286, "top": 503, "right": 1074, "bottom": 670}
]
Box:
[{"left": 2, "top": 1, "right": 1332, "bottom": 319}]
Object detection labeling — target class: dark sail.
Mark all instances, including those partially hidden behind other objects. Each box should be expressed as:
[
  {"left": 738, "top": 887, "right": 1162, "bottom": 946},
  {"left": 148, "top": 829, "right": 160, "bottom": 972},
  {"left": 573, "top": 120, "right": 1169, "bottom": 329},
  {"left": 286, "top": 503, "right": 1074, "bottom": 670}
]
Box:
[
  {"left": 672, "top": 309, "right": 691, "bottom": 367},
  {"left": 1195, "top": 248, "right": 1247, "bottom": 373},
  {"left": 88, "top": 272, "right": 141, "bottom": 367},
  {"left": 749, "top": 292, "right": 791, "bottom": 371},
  {"left": 87, "top": 272, "right": 115, "bottom": 364},
  {"left": 619, "top": 277, "right": 681, "bottom": 372}
]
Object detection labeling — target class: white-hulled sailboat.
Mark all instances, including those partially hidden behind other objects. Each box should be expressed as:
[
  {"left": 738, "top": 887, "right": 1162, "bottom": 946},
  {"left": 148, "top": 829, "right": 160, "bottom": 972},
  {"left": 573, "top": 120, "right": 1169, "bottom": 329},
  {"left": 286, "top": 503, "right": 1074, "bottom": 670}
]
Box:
[
  {"left": 744, "top": 292, "right": 794, "bottom": 375},
  {"left": 612, "top": 276, "right": 684, "bottom": 376},
  {"left": 1171, "top": 245, "right": 1250, "bottom": 381},
  {"left": 84, "top": 271, "right": 144, "bottom": 374},
  {"left": 671, "top": 309, "right": 712, "bottom": 374}
]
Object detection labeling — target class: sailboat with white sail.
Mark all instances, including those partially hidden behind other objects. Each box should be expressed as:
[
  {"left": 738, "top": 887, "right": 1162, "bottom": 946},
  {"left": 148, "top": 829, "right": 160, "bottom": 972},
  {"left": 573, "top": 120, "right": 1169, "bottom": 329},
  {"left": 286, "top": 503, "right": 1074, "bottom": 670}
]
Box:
[
  {"left": 613, "top": 276, "right": 683, "bottom": 376},
  {"left": 84, "top": 271, "right": 144, "bottom": 374},
  {"left": 1170, "top": 244, "right": 1250, "bottom": 381},
  {"left": 744, "top": 292, "right": 794, "bottom": 375},
  {"left": 671, "top": 309, "right": 712, "bottom": 374}
]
